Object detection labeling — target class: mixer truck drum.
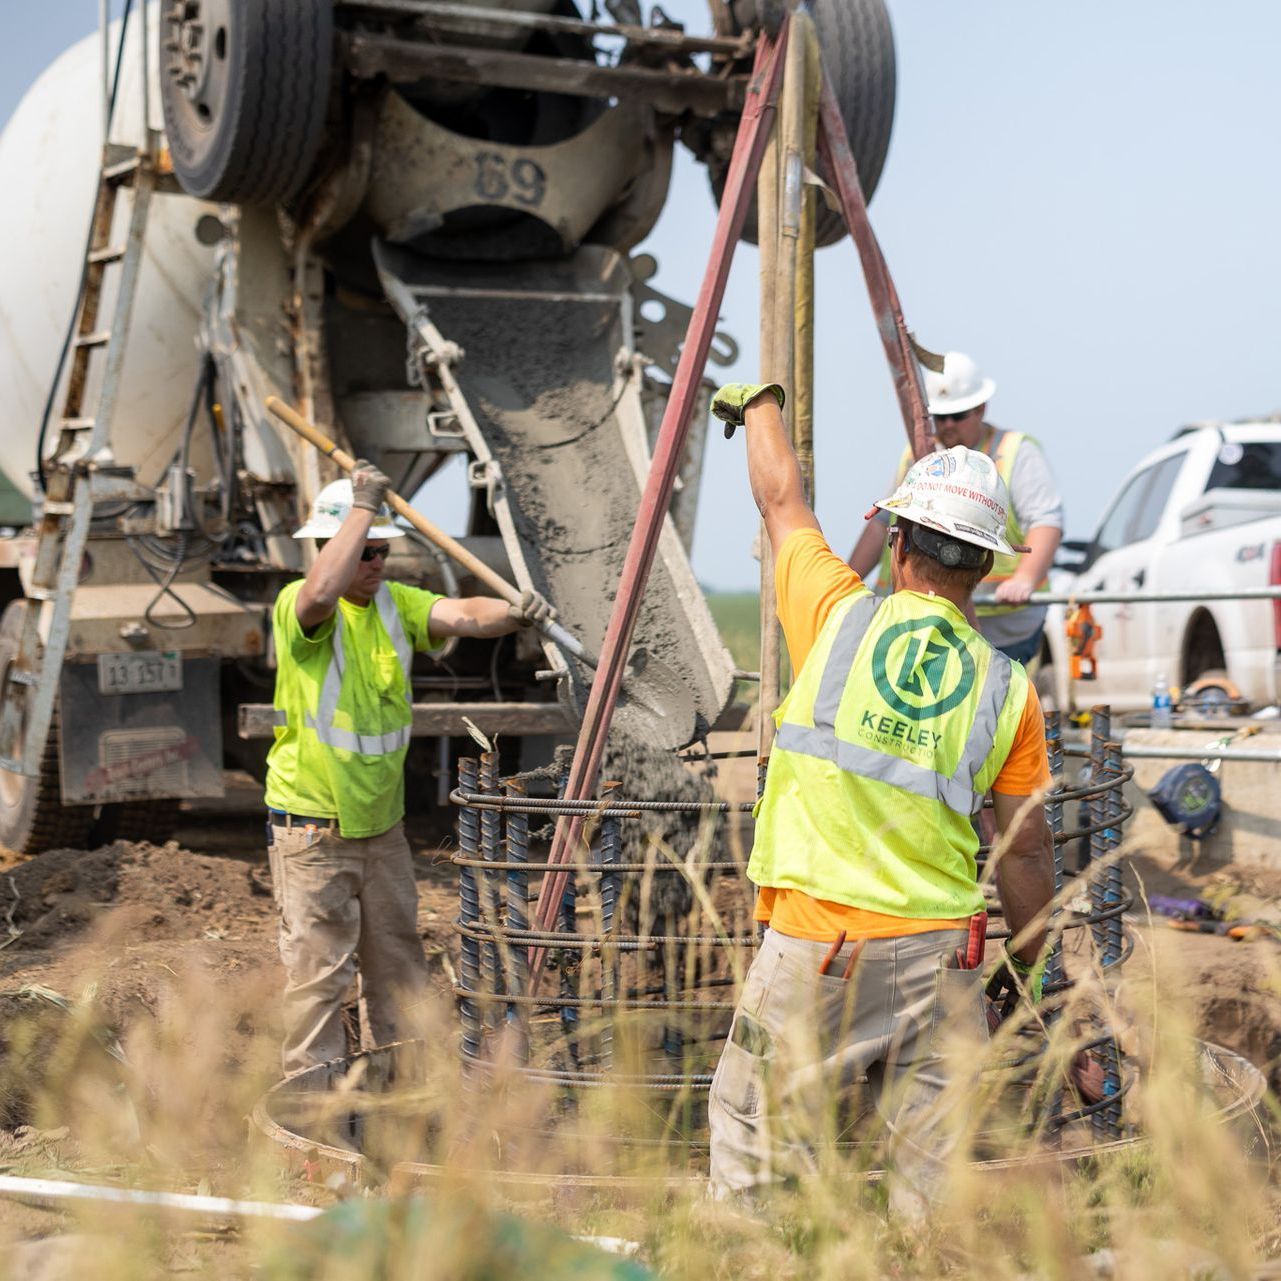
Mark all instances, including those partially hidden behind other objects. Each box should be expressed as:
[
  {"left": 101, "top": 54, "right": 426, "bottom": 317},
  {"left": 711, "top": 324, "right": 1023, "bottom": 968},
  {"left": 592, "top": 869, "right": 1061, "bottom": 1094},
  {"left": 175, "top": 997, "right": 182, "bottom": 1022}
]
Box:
[
  {"left": 159, "top": 0, "right": 333, "bottom": 205},
  {"left": 697, "top": 0, "right": 896, "bottom": 247}
]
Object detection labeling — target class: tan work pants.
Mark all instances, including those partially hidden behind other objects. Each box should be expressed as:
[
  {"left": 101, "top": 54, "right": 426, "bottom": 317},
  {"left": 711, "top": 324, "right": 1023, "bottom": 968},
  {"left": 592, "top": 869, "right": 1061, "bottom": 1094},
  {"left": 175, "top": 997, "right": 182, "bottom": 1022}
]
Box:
[
  {"left": 267, "top": 818, "right": 432, "bottom": 1077},
  {"left": 708, "top": 926, "right": 986, "bottom": 1217}
]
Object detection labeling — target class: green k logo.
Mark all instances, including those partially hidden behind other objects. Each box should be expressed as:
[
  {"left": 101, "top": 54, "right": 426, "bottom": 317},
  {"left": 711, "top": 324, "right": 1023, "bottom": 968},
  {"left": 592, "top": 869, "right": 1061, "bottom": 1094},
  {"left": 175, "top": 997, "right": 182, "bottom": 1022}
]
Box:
[{"left": 872, "top": 616, "right": 975, "bottom": 721}]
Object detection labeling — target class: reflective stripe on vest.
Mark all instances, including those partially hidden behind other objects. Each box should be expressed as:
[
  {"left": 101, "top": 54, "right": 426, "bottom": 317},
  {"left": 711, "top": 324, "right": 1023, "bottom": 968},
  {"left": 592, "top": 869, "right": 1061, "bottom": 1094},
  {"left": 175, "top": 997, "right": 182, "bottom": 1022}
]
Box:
[
  {"left": 300, "top": 585, "right": 414, "bottom": 756},
  {"left": 772, "top": 594, "right": 1012, "bottom": 815}
]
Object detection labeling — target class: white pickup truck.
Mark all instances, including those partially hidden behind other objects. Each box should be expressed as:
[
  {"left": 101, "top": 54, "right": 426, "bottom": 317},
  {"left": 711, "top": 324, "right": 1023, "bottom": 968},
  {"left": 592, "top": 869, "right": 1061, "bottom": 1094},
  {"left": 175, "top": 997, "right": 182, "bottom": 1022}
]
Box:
[{"left": 1041, "top": 421, "right": 1281, "bottom": 715}]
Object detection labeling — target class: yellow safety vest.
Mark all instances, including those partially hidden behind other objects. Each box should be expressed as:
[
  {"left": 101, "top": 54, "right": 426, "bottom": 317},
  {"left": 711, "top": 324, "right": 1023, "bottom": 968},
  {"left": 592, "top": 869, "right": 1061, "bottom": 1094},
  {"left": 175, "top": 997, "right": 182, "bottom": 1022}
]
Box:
[
  {"left": 265, "top": 579, "right": 442, "bottom": 838},
  {"left": 877, "top": 430, "right": 1045, "bottom": 616},
  {"left": 750, "top": 588, "right": 1029, "bottom": 919}
]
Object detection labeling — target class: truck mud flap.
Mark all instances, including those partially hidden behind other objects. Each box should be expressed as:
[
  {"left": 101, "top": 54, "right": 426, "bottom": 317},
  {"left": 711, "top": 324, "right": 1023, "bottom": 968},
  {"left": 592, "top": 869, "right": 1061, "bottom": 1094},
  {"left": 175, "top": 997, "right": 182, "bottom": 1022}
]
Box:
[
  {"left": 375, "top": 243, "right": 735, "bottom": 750},
  {"left": 58, "top": 657, "right": 224, "bottom": 805}
]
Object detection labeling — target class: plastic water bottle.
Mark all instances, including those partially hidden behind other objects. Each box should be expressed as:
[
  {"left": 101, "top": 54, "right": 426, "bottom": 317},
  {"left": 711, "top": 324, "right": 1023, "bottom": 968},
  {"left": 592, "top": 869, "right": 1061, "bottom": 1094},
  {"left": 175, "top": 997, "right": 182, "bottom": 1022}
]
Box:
[{"left": 1152, "top": 674, "right": 1173, "bottom": 728}]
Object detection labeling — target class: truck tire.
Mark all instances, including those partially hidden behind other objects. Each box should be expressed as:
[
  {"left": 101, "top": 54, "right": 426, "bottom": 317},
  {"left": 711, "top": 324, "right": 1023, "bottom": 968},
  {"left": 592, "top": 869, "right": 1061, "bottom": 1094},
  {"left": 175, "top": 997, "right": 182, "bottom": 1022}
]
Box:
[
  {"left": 0, "top": 603, "right": 94, "bottom": 857},
  {"left": 160, "top": 0, "right": 333, "bottom": 205},
  {"left": 705, "top": 0, "right": 896, "bottom": 247},
  {"left": 90, "top": 800, "right": 183, "bottom": 848}
]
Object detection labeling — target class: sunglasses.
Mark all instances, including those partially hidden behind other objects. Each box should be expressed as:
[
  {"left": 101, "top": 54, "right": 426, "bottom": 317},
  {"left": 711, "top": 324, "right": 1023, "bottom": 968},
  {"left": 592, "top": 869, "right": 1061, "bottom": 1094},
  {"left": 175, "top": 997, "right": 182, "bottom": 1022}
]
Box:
[
  {"left": 360, "top": 544, "right": 392, "bottom": 562},
  {"left": 933, "top": 410, "right": 975, "bottom": 425}
]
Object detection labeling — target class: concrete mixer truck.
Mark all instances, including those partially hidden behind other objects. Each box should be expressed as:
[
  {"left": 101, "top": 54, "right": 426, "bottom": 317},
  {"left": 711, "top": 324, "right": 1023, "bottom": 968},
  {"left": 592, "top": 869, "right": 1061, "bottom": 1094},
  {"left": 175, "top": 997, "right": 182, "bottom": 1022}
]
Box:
[{"left": 0, "top": 0, "right": 895, "bottom": 854}]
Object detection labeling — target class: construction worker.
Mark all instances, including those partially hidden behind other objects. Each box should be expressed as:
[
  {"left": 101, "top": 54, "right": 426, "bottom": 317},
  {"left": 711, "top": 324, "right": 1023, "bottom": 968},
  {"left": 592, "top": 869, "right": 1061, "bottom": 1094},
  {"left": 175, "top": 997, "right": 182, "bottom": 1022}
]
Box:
[
  {"left": 707, "top": 382, "right": 1054, "bottom": 1215},
  {"left": 848, "top": 351, "right": 1063, "bottom": 664},
  {"left": 265, "top": 462, "right": 551, "bottom": 1076}
]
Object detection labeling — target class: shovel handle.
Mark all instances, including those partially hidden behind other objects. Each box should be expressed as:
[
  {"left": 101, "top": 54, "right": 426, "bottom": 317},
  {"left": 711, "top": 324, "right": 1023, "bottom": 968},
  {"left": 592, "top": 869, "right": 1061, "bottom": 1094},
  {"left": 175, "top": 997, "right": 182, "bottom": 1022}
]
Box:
[
  {"left": 267, "top": 398, "right": 601, "bottom": 669},
  {"left": 268, "top": 396, "right": 522, "bottom": 606}
]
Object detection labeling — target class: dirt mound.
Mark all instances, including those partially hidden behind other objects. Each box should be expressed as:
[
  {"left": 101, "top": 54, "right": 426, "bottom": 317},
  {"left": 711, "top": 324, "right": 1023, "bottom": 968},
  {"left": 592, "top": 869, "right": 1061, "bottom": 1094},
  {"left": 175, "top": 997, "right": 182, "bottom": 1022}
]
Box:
[{"left": 0, "top": 839, "right": 274, "bottom": 953}]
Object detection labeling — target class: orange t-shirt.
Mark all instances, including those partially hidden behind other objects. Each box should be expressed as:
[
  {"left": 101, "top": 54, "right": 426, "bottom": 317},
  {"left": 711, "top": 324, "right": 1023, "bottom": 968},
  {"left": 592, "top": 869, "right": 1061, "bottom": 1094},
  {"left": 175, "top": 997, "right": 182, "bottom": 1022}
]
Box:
[{"left": 754, "top": 526, "right": 1052, "bottom": 942}]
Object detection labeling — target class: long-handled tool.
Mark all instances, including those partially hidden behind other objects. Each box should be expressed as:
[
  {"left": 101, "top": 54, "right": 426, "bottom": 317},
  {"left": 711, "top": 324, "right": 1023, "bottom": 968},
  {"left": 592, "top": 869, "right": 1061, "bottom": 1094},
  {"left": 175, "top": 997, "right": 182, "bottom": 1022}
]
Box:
[{"left": 266, "top": 396, "right": 626, "bottom": 682}]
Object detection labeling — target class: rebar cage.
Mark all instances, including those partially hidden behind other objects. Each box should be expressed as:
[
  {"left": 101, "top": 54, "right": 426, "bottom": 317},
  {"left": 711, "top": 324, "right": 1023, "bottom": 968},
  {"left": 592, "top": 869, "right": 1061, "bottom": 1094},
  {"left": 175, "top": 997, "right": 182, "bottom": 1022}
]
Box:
[{"left": 450, "top": 707, "right": 1142, "bottom": 1162}]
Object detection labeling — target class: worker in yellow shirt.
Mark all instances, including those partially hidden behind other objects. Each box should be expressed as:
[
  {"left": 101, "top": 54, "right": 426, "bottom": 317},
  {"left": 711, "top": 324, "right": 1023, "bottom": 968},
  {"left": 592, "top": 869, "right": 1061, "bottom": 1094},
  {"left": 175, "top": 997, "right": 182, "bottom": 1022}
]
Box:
[
  {"left": 706, "top": 383, "right": 1054, "bottom": 1216},
  {"left": 265, "top": 460, "right": 550, "bottom": 1076}
]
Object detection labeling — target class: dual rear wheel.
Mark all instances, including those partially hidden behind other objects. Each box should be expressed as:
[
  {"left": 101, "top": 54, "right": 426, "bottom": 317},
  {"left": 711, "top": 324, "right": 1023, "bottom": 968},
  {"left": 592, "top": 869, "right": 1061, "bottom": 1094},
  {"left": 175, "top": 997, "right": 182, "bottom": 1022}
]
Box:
[{"left": 0, "top": 603, "right": 178, "bottom": 858}]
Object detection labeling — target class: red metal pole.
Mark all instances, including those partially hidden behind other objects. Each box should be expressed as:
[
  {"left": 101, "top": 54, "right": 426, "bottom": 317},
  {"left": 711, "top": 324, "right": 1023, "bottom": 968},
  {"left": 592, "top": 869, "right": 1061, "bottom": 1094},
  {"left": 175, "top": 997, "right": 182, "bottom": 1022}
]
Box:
[
  {"left": 816, "top": 75, "right": 935, "bottom": 461},
  {"left": 526, "top": 22, "right": 791, "bottom": 988}
]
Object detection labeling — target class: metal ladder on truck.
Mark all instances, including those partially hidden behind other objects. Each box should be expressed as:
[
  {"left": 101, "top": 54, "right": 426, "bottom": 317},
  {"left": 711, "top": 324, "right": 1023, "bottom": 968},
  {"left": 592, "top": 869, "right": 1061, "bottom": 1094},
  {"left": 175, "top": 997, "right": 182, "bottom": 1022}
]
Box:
[{"left": 0, "top": 124, "right": 165, "bottom": 804}]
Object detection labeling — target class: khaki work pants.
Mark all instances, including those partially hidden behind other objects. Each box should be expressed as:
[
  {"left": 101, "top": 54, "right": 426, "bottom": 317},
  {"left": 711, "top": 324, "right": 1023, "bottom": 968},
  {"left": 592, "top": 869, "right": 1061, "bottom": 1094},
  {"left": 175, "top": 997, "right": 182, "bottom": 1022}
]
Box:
[
  {"left": 267, "top": 818, "right": 432, "bottom": 1077},
  {"left": 708, "top": 926, "right": 986, "bottom": 1217}
]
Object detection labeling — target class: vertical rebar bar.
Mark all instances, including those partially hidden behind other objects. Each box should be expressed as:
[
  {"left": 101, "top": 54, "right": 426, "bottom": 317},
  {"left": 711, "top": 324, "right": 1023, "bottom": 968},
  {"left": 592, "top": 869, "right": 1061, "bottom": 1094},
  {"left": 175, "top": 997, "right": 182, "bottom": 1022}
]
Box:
[
  {"left": 1087, "top": 709, "right": 1122, "bottom": 1143},
  {"left": 598, "top": 802, "right": 622, "bottom": 1072},
  {"left": 1098, "top": 739, "right": 1126, "bottom": 1137},
  {"left": 559, "top": 848, "right": 579, "bottom": 1066},
  {"left": 1043, "top": 711, "right": 1066, "bottom": 1004},
  {"left": 1087, "top": 706, "right": 1111, "bottom": 964},
  {"left": 504, "top": 779, "right": 530, "bottom": 1065},
  {"left": 479, "top": 751, "right": 503, "bottom": 1035},
  {"left": 456, "top": 757, "right": 482, "bottom": 1071},
  {"left": 550, "top": 760, "right": 578, "bottom": 1063}
]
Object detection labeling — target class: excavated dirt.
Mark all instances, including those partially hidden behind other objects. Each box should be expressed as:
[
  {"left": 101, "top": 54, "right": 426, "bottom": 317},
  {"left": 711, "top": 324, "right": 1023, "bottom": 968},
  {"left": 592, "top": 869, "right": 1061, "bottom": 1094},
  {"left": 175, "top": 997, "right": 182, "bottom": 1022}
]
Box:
[
  {"left": 1122, "top": 852, "right": 1281, "bottom": 1091},
  {"left": 0, "top": 811, "right": 463, "bottom": 1136}
]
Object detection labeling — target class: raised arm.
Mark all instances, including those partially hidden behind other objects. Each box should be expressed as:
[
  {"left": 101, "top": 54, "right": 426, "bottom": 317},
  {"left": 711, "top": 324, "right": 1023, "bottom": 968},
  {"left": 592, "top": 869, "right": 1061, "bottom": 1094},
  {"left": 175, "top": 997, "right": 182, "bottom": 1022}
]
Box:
[
  {"left": 712, "top": 382, "right": 819, "bottom": 552},
  {"left": 295, "top": 461, "right": 389, "bottom": 631}
]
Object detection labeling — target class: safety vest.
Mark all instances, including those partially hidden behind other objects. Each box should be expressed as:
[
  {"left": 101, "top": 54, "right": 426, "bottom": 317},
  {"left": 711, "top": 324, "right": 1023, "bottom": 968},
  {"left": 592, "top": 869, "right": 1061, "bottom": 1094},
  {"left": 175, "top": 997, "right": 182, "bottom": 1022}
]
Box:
[
  {"left": 749, "top": 588, "right": 1030, "bottom": 919},
  {"left": 265, "top": 580, "right": 436, "bottom": 838},
  {"left": 877, "top": 430, "right": 1045, "bottom": 616}
]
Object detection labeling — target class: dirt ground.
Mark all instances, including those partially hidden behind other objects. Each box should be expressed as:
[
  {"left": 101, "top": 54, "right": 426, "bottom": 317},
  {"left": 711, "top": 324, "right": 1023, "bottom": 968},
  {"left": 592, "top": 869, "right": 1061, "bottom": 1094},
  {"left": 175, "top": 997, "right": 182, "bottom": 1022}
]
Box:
[
  {"left": 0, "top": 751, "right": 1276, "bottom": 1102},
  {"left": 0, "top": 747, "right": 1276, "bottom": 1274},
  {"left": 0, "top": 795, "right": 463, "bottom": 1074}
]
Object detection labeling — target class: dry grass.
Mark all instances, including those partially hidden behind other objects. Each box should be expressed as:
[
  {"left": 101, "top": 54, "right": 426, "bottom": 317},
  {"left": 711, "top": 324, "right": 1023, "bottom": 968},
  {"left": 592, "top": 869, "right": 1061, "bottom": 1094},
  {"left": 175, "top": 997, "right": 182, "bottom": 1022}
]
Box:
[{"left": 0, "top": 847, "right": 1276, "bottom": 1280}]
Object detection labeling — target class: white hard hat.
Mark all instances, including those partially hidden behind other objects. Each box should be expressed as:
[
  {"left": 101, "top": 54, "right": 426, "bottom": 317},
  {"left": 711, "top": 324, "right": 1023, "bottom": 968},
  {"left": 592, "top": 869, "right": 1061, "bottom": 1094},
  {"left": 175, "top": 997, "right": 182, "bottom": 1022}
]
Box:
[
  {"left": 293, "top": 479, "right": 405, "bottom": 541},
  {"left": 924, "top": 351, "right": 996, "bottom": 416},
  {"left": 874, "top": 446, "right": 1028, "bottom": 558}
]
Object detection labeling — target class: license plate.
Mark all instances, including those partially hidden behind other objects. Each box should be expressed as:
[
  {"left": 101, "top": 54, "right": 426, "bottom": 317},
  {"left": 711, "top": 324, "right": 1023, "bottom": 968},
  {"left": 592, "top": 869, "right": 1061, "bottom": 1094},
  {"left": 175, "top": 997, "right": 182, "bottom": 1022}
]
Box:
[{"left": 97, "top": 651, "right": 183, "bottom": 695}]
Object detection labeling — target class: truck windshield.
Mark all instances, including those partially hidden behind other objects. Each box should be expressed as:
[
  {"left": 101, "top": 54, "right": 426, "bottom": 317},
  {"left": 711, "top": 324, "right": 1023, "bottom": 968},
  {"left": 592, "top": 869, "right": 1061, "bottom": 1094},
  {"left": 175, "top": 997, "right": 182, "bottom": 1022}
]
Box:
[
  {"left": 1206, "top": 441, "right": 1281, "bottom": 491},
  {"left": 1095, "top": 452, "right": 1185, "bottom": 552}
]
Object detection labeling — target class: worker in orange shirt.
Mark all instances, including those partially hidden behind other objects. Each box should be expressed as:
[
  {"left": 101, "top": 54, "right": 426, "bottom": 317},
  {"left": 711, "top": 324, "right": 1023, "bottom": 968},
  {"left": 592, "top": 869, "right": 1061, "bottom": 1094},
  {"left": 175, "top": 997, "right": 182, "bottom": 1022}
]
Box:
[{"left": 706, "top": 382, "right": 1054, "bottom": 1216}]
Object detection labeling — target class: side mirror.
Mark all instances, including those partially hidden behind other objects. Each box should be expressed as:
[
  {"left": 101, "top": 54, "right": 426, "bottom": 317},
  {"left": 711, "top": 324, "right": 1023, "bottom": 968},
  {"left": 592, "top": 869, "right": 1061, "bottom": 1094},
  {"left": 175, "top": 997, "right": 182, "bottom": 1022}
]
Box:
[{"left": 1055, "top": 538, "right": 1095, "bottom": 573}]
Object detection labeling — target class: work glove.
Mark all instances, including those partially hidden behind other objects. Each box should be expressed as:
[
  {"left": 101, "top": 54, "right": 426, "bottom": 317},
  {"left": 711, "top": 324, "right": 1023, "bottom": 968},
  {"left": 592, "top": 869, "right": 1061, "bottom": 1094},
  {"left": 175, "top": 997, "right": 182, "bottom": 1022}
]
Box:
[
  {"left": 984, "top": 942, "right": 1047, "bottom": 1028},
  {"left": 349, "top": 459, "right": 392, "bottom": 514},
  {"left": 508, "top": 589, "right": 555, "bottom": 630},
  {"left": 711, "top": 382, "right": 785, "bottom": 438}
]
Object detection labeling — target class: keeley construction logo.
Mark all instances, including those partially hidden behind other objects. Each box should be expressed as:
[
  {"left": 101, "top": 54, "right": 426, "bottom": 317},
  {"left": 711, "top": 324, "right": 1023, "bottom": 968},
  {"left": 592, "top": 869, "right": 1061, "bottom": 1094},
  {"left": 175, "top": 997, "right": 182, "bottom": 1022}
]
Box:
[{"left": 861, "top": 616, "right": 975, "bottom": 749}]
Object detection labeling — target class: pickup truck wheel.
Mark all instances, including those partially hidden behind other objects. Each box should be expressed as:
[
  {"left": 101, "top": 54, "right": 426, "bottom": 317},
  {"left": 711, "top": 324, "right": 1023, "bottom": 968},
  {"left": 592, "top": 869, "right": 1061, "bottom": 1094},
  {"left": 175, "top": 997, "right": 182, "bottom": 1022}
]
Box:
[
  {"left": 1182, "top": 670, "right": 1242, "bottom": 717},
  {"left": 702, "top": 0, "right": 896, "bottom": 246},
  {"left": 160, "top": 0, "right": 333, "bottom": 205},
  {"left": 0, "top": 603, "right": 94, "bottom": 857}
]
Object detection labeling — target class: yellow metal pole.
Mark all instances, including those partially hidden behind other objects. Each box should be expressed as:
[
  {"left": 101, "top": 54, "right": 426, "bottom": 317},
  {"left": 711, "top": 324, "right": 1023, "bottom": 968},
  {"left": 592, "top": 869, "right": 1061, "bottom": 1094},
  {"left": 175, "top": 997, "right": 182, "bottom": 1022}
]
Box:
[
  {"left": 792, "top": 12, "right": 820, "bottom": 507},
  {"left": 756, "top": 17, "right": 806, "bottom": 769},
  {"left": 755, "top": 60, "right": 781, "bottom": 768}
]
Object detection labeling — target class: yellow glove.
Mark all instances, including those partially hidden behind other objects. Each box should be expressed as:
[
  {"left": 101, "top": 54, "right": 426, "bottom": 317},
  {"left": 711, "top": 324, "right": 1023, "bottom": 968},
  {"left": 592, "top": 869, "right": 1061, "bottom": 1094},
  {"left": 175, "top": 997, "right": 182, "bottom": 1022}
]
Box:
[{"left": 711, "top": 382, "right": 785, "bottom": 438}]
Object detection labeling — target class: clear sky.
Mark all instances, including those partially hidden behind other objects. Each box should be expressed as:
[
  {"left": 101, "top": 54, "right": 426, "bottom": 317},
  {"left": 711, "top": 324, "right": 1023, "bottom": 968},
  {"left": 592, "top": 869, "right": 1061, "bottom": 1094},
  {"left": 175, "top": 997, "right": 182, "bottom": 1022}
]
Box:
[{"left": 5, "top": 1, "right": 1281, "bottom": 589}]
